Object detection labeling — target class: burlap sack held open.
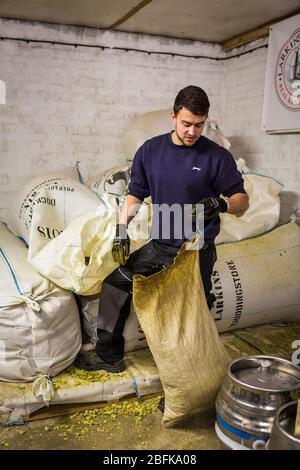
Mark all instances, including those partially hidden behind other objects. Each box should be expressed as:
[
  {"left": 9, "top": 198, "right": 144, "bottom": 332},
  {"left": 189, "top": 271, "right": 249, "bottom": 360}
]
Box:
[{"left": 133, "top": 244, "right": 230, "bottom": 425}]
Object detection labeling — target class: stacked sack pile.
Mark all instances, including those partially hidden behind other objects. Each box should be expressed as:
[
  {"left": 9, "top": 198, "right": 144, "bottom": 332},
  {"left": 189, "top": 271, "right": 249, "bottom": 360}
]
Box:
[
  {"left": 0, "top": 222, "right": 81, "bottom": 404},
  {"left": 2, "top": 110, "right": 300, "bottom": 401}
]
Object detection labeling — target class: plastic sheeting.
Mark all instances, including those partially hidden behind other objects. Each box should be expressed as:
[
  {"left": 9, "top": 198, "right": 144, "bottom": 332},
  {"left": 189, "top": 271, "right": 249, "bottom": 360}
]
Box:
[
  {"left": 0, "top": 348, "right": 162, "bottom": 424},
  {"left": 0, "top": 223, "right": 81, "bottom": 385},
  {"left": 1, "top": 323, "right": 299, "bottom": 424}
]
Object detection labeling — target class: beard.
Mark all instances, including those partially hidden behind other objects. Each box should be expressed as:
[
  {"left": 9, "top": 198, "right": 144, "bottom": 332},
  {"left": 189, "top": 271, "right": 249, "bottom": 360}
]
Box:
[
  {"left": 175, "top": 129, "right": 185, "bottom": 145},
  {"left": 175, "top": 129, "right": 198, "bottom": 147}
]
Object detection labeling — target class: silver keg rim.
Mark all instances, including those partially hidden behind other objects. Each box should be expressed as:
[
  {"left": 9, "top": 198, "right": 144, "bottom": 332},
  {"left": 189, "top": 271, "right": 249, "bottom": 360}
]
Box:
[
  {"left": 228, "top": 355, "right": 300, "bottom": 393},
  {"left": 276, "top": 401, "right": 299, "bottom": 438}
]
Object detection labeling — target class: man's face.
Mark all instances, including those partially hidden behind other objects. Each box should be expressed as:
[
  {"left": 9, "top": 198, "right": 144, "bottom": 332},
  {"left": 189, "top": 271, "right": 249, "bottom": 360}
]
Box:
[{"left": 171, "top": 107, "right": 207, "bottom": 147}]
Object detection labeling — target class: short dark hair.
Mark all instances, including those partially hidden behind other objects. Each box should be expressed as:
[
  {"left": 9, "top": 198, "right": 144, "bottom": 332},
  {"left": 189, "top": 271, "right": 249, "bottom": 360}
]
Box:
[{"left": 173, "top": 85, "right": 210, "bottom": 116}]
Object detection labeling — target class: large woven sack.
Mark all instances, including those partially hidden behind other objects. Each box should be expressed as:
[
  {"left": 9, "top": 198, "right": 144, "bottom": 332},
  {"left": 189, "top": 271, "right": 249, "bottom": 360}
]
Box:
[
  {"left": 133, "top": 245, "right": 229, "bottom": 425},
  {"left": 0, "top": 223, "right": 82, "bottom": 384},
  {"left": 5, "top": 174, "right": 99, "bottom": 248},
  {"left": 212, "top": 219, "right": 300, "bottom": 331}
]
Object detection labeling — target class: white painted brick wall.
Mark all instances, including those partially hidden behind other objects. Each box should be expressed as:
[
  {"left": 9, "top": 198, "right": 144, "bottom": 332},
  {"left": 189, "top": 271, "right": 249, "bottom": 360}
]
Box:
[
  {"left": 223, "top": 45, "right": 300, "bottom": 222},
  {"left": 0, "top": 19, "right": 224, "bottom": 221},
  {"left": 0, "top": 19, "right": 299, "bottom": 223}
]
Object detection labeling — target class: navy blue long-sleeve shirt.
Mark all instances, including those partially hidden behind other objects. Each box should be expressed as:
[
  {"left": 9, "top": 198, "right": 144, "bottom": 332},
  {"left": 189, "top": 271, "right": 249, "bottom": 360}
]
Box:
[{"left": 128, "top": 132, "right": 246, "bottom": 247}]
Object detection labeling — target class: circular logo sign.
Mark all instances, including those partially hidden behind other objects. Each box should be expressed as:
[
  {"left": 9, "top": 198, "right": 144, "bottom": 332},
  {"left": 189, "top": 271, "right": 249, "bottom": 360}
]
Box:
[{"left": 275, "top": 27, "right": 300, "bottom": 111}]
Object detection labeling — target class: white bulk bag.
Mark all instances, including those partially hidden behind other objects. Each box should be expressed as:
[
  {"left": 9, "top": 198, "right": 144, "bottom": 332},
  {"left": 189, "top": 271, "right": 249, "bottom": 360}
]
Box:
[
  {"left": 212, "top": 220, "right": 300, "bottom": 332},
  {"left": 28, "top": 194, "right": 151, "bottom": 295},
  {"left": 79, "top": 295, "right": 147, "bottom": 352},
  {"left": 0, "top": 224, "right": 81, "bottom": 383},
  {"left": 91, "top": 164, "right": 131, "bottom": 201},
  {"left": 28, "top": 197, "right": 119, "bottom": 295},
  {"left": 216, "top": 167, "right": 282, "bottom": 244},
  {"left": 6, "top": 175, "right": 100, "bottom": 249},
  {"left": 122, "top": 109, "right": 230, "bottom": 161}
]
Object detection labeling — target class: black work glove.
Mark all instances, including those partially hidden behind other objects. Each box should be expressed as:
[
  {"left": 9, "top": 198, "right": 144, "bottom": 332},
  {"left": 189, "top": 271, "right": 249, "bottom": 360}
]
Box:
[
  {"left": 192, "top": 197, "right": 228, "bottom": 221},
  {"left": 112, "top": 223, "right": 130, "bottom": 266}
]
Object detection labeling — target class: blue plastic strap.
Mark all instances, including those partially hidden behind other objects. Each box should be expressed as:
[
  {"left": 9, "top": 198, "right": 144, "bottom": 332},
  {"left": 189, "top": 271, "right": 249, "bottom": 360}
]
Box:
[
  {"left": 0, "top": 247, "right": 23, "bottom": 295},
  {"left": 1, "top": 419, "right": 26, "bottom": 427},
  {"left": 76, "top": 160, "right": 85, "bottom": 185},
  {"left": 128, "top": 369, "right": 140, "bottom": 400}
]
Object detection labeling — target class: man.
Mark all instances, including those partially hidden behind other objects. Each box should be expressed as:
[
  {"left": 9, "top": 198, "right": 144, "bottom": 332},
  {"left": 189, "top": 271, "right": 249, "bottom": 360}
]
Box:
[{"left": 76, "top": 85, "right": 249, "bottom": 372}]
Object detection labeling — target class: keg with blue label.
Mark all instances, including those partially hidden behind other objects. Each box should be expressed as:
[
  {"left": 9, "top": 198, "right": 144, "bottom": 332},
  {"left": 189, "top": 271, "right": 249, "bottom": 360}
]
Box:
[{"left": 215, "top": 355, "right": 300, "bottom": 450}]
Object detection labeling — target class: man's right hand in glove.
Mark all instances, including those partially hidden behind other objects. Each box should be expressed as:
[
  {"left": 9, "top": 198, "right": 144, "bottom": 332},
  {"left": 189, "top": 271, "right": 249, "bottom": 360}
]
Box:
[
  {"left": 199, "top": 197, "right": 228, "bottom": 219},
  {"left": 191, "top": 196, "right": 229, "bottom": 221},
  {"left": 112, "top": 223, "right": 130, "bottom": 266}
]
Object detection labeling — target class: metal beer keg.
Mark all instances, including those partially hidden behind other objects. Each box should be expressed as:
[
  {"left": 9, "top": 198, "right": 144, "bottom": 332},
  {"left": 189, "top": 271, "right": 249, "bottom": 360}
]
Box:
[
  {"left": 267, "top": 401, "right": 300, "bottom": 450},
  {"left": 215, "top": 356, "right": 300, "bottom": 450}
]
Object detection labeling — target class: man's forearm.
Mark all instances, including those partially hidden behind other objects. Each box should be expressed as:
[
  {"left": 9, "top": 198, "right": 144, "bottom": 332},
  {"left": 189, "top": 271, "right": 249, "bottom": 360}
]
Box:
[
  {"left": 119, "top": 195, "right": 143, "bottom": 226},
  {"left": 227, "top": 193, "right": 249, "bottom": 216}
]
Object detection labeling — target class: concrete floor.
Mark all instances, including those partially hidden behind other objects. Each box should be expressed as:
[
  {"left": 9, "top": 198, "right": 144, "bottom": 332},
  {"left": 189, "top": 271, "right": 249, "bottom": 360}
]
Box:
[
  {"left": 1, "top": 322, "right": 299, "bottom": 451},
  {"left": 0, "top": 396, "right": 225, "bottom": 450}
]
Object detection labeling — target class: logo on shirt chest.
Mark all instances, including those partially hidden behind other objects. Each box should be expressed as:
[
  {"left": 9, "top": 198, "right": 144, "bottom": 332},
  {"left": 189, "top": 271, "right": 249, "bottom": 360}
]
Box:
[{"left": 192, "top": 166, "right": 202, "bottom": 172}]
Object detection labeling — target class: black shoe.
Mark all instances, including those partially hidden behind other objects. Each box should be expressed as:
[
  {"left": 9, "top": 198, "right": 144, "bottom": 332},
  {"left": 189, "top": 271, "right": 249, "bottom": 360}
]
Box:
[
  {"left": 158, "top": 397, "right": 165, "bottom": 413},
  {"left": 74, "top": 351, "right": 126, "bottom": 372}
]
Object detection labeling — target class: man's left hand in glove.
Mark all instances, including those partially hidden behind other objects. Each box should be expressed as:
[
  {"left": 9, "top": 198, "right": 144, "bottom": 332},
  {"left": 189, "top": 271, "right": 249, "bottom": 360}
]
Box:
[
  {"left": 112, "top": 223, "right": 130, "bottom": 266},
  {"left": 191, "top": 197, "right": 229, "bottom": 221}
]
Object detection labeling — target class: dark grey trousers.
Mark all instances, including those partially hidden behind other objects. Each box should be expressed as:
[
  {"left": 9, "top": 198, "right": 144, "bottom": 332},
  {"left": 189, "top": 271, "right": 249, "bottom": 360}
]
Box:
[{"left": 96, "top": 240, "right": 217, "bottom": 363}]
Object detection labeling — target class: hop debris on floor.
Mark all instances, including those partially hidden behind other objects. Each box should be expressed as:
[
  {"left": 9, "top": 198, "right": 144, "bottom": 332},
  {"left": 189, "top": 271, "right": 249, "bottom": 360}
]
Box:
[{"left": 0, "top": 322, "right": 299, "bottom": 450}]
